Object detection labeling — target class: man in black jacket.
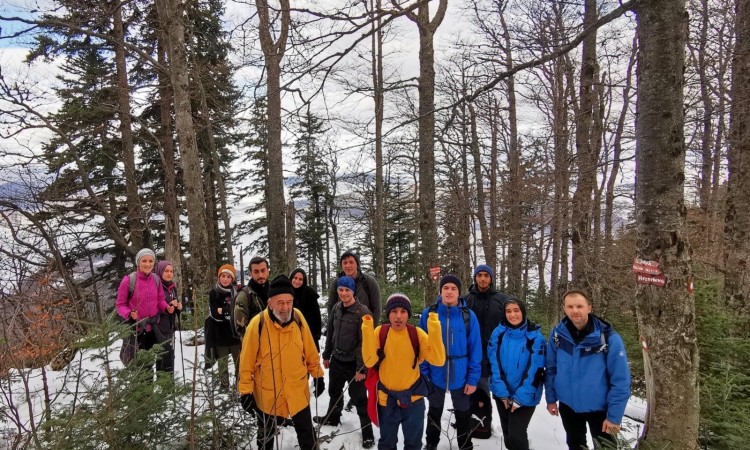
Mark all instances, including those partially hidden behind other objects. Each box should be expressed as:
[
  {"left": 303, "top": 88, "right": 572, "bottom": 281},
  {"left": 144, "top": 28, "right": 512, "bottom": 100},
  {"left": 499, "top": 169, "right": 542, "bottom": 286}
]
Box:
[
  {"left": 233, "top": 256, "right": 270, "bottom": 336},
  {"left": 315, "top": 276, "right": 374, "bottom": 448},
  {"left": 464, "top": 264, "right": 511, "bottom": 438},
  {"left": 326, "top": 251, "right": 382, "bottom": 325}
]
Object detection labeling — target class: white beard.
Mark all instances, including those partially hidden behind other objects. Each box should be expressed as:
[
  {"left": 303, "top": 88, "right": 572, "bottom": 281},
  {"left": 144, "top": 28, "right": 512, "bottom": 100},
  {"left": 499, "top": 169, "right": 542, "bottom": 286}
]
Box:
[{"left": 272, "top": 309, "right": 292, "bottom": 324}]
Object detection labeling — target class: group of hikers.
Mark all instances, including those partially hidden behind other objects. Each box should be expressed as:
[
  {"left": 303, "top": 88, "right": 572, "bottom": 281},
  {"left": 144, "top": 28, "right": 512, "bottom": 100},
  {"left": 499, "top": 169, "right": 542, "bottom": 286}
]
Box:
[{"left": 115, "top": 248, "right": 632, "bottom": 450}]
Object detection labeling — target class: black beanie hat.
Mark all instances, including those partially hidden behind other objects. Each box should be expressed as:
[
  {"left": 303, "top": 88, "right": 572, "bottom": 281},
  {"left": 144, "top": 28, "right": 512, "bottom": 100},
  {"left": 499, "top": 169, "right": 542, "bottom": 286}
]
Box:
[
  {"left": 385, "top": 293, "right": 412, "bottom": 318},
  {"left": 268, "top": 274, "right": 294, "bottom": 299},
  {"left": 439, "top": 274, "right": 462, "bottom": 293}
]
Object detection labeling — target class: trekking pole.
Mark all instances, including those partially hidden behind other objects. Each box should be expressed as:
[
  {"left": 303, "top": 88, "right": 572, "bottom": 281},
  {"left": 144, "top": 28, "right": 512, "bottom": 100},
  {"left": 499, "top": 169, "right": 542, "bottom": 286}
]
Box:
[{"left": 178, "top": 301, "right": 186, "bottom": 385}]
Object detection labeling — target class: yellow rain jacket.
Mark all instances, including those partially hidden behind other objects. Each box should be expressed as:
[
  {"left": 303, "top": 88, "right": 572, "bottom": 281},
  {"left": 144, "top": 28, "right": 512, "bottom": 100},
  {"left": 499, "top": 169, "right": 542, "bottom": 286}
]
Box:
[{"left": 238, "top": 308, "right": 324, "bottom": 417}]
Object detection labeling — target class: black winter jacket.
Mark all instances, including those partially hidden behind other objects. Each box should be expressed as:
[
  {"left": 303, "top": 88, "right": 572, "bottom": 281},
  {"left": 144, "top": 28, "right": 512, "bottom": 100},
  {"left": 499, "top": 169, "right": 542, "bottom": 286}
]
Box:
[
  {"left": 290, "top": 269, "right": 323, "bottom": 343},
  {"left": 323, "top": 300, "right": 371, "bottom": 371},
  {"left": 464, "top": 284, "right": 511, "bottom": 377}
]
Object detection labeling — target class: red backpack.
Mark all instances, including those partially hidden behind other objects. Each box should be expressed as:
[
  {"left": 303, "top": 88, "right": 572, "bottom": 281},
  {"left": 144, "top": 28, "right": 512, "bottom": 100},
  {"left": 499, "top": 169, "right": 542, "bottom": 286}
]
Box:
[{"left": 365, "top": 323, "right": 420, "bottom": 426}]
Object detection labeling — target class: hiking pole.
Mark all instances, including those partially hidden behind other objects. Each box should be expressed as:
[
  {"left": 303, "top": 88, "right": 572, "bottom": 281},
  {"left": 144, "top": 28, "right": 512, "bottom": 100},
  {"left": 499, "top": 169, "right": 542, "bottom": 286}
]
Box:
[{"left": 178, "top": 302, "right": 186, "bottom": 385}]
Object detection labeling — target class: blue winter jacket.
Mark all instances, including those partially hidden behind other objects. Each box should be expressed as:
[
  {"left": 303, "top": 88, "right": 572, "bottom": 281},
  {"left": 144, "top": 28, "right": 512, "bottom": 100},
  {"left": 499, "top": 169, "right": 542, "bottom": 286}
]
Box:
[
  {"left": 545, "top": 315, "right": 631, "bottom": 424},
  {"left": 487, "top": 320, "right": 546, "bottom": 407},
  {"left": 419, "top": 297, "right": 482, "bottom": 391}
]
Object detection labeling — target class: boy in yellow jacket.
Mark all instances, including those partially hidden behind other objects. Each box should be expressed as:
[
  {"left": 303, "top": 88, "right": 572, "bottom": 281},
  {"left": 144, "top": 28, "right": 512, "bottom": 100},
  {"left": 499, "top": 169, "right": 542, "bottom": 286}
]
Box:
[{"left": 362, "top": 293, "right": 446, "bottom": 450}]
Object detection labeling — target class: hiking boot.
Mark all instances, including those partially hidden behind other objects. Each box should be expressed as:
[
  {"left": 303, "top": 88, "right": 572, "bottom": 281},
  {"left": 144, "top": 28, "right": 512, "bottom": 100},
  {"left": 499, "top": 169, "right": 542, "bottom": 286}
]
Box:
[
  {"left": 423, "top": 445, "right": 438, "bottom": 450},
  {"left": 313, "top": 415, "right": 340, "bottom": 426},
  {"left": 362, "top": 421, "right": 375, "bottom": 448}
]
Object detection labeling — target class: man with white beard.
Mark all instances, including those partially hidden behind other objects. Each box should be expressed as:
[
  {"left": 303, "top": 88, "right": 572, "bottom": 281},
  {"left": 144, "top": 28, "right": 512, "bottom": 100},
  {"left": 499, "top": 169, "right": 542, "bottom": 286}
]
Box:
[{"left": 238, "top": 274, "right": 325, "bottom": 450}]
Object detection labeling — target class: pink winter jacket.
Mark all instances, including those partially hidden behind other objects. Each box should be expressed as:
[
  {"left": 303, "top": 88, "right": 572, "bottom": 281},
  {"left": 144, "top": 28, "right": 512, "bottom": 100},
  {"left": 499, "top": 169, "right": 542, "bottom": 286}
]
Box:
[{"left": 116, "top": 271, "right": 169, "bottom": 331}]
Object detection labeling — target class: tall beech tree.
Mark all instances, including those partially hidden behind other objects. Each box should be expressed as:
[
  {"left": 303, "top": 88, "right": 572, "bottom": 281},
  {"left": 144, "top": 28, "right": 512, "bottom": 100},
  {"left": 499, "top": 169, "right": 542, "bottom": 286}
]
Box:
[
  {"left": 633, "top": 0, "right": 700, "bottom": 447},
  {"left": 156, "top": 0, "right": 212, "bottom": 292},
  {"left": 256, "top": 0, "right": 291, "bottom": 275}
]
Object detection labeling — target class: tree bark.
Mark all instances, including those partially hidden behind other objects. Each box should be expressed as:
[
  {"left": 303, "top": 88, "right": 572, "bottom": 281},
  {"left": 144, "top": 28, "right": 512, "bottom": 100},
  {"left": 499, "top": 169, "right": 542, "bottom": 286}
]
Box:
[
  {"left": 404, "top": 0, "right": 447, "bottom": 301},
  {"left": 499, "top": 10, "right": 523, "bottom": 295},
  {"left": 286, "top": 200, "right": 297, "bottom": 275},
  {"left": 371, "top": 0, "right": 386, "bottom": 281},
  {"left": 111, "top": 2, "right": 144, "bottom": 249},
  {"left": 156, "top": 28, "right": 184, "bottom": 292},
  {"left": 156, "top": 0, "right": 212, "bottom": 293},
  {"left": 197, "top": 77, "right": 233, "bottom": 264},
  {"left": 570, "top": 0, "right": 598, "bottom": 294},
  {"left": 257, "top": 0, "right": 291, "bottom": 276},
  {"left": 634, "top": 1, "right": 700, "bottom": 447},
  {"left": 469, "top": 103, "right": 493, "bottom": 273},
  {"left": 725, "top": 0, "right": 750, "bottom": 330}
]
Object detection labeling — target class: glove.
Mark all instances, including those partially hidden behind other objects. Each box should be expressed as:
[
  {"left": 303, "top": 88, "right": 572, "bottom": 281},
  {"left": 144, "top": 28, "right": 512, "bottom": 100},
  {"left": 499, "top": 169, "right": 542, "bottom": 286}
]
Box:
[
  {"left": 313, "top": 377, "right": 326, "bottom": 398},
  {"left": 240, "top": 394, "right": 256, "bottom": 414}
]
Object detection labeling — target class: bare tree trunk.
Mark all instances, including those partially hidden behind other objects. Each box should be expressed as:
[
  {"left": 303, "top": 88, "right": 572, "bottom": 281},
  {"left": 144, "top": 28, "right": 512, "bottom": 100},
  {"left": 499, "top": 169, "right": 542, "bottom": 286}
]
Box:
[
  {"left": 156, "top": 0, "right": 212, "bottom": 293},
  {"left": 726, "top": 0, "right": 750, "bottom": 330},
  {"left": 696, "top": 0, "right": 714, "bottom": 212},
  {"left": 605, "top": 38, "right": 636, "bottom": 245},
  {"left": 157, "top": 32, "right": 184, "bottom": 291},
  {"left": 197, "top": 77, "right": 233, "bottom": 264},
  {"left": 570, "top": 0, "right": 598, "bottom": 294},
  {"left": 488, "top": 99, "right": 499, "bottom": 271},
  {"left": 634, "top": 1, "right": 699, "bottom": 447},
  {"left": 500, "top": 11, "right": 523, "bottom": 295},
  {"left": 112, "top": 2, "right": 144, "bottom": 249},
  {"left": 371, "top": 0, "right": 386, "bottom": 281},
  {"left": 469, "top": 104, "right": 493, "bottom": 272},
  {"left": 401, "top": 0, "right": 447, "bottom": 301},
  {"left": 286, "top": 200, "right": 297, "bottom": 274},
  {"left": 256, "top": 0, "right": 290, "bottom": 275}
]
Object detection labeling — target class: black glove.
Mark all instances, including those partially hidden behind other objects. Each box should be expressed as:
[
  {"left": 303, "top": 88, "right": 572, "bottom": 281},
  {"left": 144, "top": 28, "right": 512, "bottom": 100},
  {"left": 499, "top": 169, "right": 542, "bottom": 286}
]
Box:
[
  {"left": 240, "top": 394, "right": 256, "bottom": 414},
  {"left": 313, "top": 377, "right": 325, "bottom": 398}
]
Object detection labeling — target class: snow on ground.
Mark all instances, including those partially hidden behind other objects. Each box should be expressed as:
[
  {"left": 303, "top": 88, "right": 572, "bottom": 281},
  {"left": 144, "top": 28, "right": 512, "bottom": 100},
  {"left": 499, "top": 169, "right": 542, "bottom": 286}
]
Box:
[{"left": 2, "top": 306, "right": 644, "bottom": 449}]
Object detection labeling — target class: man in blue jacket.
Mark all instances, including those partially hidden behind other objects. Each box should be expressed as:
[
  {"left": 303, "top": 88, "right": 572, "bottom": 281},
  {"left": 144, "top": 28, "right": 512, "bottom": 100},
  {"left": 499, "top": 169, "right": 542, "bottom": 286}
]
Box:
[
  {"left": 420, "top": 274, "right": 482, "bottom": 450},
  {"left": 545, "top": 290, "right": 631, "bottom": 450}
]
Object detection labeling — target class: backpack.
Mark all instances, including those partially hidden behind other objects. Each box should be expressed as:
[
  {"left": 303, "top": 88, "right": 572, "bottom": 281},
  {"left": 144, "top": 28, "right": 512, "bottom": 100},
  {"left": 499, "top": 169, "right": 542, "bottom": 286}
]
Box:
[
  {"left": 231, "top": 286, "right": 265, "bottom": 337},
  {"left": 127, "top": 272, "right": 161, "bottom": 300}
]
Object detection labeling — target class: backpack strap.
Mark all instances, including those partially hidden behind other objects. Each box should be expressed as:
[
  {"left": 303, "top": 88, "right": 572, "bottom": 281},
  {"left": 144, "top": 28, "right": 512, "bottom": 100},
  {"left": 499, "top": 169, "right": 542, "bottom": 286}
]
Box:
[
  {"left": 375, "top": 323, "right": 421, "bottom": 370},
  {"left": 127, "top": 272, "right": 136, "bottom": 300},
  {"left": 258, "top": 309, "right": 302, "bottom": 337},
  {"left": 127, "top": 272, "right": 161, "bottom": 300},
  {"left": 406, "top": 324, "right": 420, "bottom": 369}
]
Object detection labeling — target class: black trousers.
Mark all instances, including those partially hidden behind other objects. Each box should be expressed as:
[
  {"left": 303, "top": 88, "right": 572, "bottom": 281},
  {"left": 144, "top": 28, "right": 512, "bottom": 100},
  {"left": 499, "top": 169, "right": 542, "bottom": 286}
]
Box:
[
  {"left": 257, "top": 406, "right": 316, "bottom": 450},
  {"left": 495, "top": 398, "right": 535, "bottom": 450},
  {"left": 326, "top": 358, "right": 368, "bottom": 422},
  {"left": 559, "top": 402, "right": 616, "bottom": 450}
]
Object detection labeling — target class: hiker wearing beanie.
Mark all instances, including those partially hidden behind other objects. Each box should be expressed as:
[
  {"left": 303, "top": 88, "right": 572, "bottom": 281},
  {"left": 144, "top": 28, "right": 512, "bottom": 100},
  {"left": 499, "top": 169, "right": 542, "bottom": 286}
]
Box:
[
  {"left": 233, "top": 256, "right": 270, "bottom": 336},
  {"left": 327, "top": 251, "right": 382, "bottom": 324},
  {"left": 545, "top": 290, "right": 631, "bottom": 450},
  {"left": 290, "top": 268, "right": 323, "bottom": 351},
  {"left": 154, "top": 260, "right": 182, "bottom": 372},
  {"left": 238, "top": 274, "right": 325, "bottom": 450},
  {"left": 463, "top": 263, "right": 511, "bottom": 438},
  {"left": 315, "top": 276, "right": 374, "bottom": 448},
  {"left": 420, "top": 274, "right": 482, "bottom": 450},
  {"left": 361, "top": 293, "right": 446, "bottom": 450},
  {"left": 116, "top": 248, "right": 172, "bottom": 365},
  {"left": 206, "top": 264, "right": 242, "bottom": 388},
  {"left": 487, "top": 298, "right": 546, "bottom": 450}
]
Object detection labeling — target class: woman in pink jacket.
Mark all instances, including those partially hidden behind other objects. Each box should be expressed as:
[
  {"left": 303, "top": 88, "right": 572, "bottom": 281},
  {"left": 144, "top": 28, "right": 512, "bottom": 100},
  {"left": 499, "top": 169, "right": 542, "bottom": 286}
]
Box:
[{"left": 116, "top": 248, "right": 173, "bottom": 360}]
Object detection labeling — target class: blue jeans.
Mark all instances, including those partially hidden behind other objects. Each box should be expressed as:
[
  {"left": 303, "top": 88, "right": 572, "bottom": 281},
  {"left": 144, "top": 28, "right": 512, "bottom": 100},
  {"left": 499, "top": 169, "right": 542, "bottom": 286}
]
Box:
[{"left": 377, "top": 398, "right": 426, "bottom": 450}]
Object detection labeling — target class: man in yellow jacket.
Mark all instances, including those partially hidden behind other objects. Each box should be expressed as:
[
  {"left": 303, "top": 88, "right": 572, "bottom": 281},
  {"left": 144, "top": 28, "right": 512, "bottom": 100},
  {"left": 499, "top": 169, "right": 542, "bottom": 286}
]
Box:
[
  {"left": 238, "top": 274, "right": 325, "bottom": 450},
  {"left": 362, "top": 293, "right": 446, "bottom": 450}
]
